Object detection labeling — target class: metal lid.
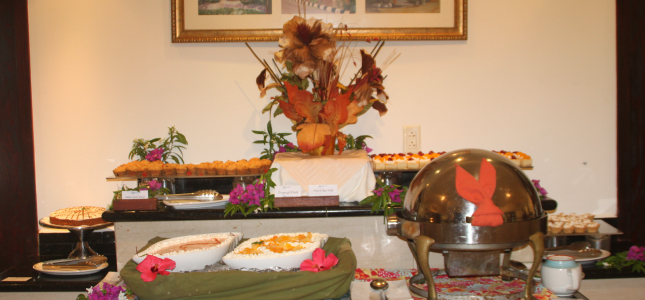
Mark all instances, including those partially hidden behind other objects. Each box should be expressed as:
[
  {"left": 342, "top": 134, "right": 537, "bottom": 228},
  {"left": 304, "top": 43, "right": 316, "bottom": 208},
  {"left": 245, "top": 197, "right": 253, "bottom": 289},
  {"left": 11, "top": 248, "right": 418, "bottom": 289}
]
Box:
[{"left": 402, "top": 148, "right": 544, "bottom": 224}]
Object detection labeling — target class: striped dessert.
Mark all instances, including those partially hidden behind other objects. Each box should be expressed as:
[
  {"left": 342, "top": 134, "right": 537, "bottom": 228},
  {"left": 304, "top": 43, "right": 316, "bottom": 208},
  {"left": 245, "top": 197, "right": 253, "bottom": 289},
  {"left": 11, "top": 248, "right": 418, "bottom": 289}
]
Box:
[{"left": 49, "top": 206, "right": 106, "bottom": 226}]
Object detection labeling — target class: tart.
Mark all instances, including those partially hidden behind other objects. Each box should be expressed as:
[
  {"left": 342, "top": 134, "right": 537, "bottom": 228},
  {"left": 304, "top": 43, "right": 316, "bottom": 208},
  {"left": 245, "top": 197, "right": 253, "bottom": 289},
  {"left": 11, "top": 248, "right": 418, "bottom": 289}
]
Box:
[{"left": 49, "top": 206, "right": 106, "bottom": 226}]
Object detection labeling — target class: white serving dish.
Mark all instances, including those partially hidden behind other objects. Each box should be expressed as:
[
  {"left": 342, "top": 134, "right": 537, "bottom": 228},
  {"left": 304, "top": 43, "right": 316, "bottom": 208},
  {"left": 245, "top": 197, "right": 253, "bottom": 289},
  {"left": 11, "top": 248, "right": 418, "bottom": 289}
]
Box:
[
  {"left": 132, "top": 232, "right": 243, "bottom": 272},
  {"left": 222, "top": 232, "right": 328, "bottom": 270}
]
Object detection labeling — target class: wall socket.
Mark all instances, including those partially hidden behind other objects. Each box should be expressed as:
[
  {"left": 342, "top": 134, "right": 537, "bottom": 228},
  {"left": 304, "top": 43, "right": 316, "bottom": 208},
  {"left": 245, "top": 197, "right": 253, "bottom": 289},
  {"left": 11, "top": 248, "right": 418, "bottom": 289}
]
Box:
[{"left": 403, "top": 125, "right": 421, "bottom": 153}]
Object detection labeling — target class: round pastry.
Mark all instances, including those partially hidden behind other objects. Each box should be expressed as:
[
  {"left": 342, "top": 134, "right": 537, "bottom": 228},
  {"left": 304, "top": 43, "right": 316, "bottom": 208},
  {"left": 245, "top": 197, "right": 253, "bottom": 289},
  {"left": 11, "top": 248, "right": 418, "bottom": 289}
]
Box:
[{"left": 50, "top": 206, "right": 106, "bottom": 226}]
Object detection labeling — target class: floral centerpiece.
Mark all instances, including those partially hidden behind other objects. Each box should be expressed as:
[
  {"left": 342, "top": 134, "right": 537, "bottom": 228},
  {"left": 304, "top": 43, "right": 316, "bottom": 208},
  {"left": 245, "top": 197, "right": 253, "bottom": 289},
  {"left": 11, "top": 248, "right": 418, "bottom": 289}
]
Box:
[
  {"left": 129, "top": 126, "right": 188, "bottom": 163},
  {"left": 360, "top": 179, "right": 407, "bottom": 222},
  {"left": 249, "top": 16, "right": 398, "bottom": 155},
  {"left": 224, "top": 168, "right": 278, "bottom": 216}
]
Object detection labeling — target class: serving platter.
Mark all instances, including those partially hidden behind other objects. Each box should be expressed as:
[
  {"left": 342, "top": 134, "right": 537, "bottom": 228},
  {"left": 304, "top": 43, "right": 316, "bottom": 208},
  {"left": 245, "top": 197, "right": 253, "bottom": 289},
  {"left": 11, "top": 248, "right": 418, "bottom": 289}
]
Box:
[
  {"left": 163, "top": 195, "right": 230, "bottom": 210},
  {"left": 33, "top": 259, "right": 108, "bottom": 276}
]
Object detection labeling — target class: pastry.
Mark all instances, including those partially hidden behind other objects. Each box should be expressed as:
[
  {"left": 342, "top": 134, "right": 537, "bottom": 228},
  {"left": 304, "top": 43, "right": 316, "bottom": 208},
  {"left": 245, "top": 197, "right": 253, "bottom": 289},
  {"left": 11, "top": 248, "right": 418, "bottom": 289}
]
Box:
[
  {"left": 407, "top": 157, "right": 419, "bottom": 170},
  {"left": 175, "top": 164, "right": 188, "bottom": 176},
  {"left": 49, "top": 206, "right": 106, "bottom": 226},
  {"left": 186, "top": 163, "right": 197, "bottom": 176},
  {"left": 385, "top": 157, "right": 396, "bottom": 170},
  {"left": 549, "top": 222, "right": 563, "bottom": 234},
  {"left": 574, "top": 222, "right": 586, "bottom": 234},
  {"left": 162, "top": 163, "right": 177, "bottom": 176},
  {"left": 586, "top": 222, "right": 600, "bottom": 233},
  {"left": 226, "top": 163, "right": 237, "bottom": 175},
  {"left": 113, "top": 164, "right": 127, "bottom": 177},
  {"left": 513, "top": 151, "right": 533, "bottom": 167},
  {"left": 148, "top": 161, "right": 163, "bottom": 177},
  {"left": 562, "top": 222, "right": 574, "bottom": 234}
]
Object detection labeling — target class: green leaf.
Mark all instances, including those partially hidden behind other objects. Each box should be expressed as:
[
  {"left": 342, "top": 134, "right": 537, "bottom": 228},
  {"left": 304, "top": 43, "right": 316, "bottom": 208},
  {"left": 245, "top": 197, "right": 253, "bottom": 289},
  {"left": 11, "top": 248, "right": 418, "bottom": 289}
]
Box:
[
  {"left": 274, "top": 107, "right": 283, "bottom": 117},
  {"left": 177, "top": 133, "right": 188, "bottom": 145},
  {"left": 253, "top": 140, "right": 267, "bottom": 144},
  {"left": 252, "top": 130, "right": 266, "bottom": 134},
  {"left": 262, "top": 101, "right": 275, "bottom": 114}
]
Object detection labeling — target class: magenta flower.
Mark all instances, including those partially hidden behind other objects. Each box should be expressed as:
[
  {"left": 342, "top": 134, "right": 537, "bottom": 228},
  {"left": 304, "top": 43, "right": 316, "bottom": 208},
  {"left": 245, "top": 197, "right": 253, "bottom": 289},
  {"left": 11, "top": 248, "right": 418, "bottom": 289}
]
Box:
[
  {"left": 146, "top": 148, "right": 164, "bottom": 162},
  {"left": 362, "top": 142, "right": 373, "bottom": 154},
  {"left": 300, "top": 248, "right": 338, "bottom": 272},
  {"left": 388, "top": 188, "right": 403, "bottom": 203},
  {"left": 135, "top": 255, "right": 175, "bottom": 282},
  {"left": 373, "top": 188, "right": 383, "bottom": 196},
  {"left": 531, "top": 179, "right": 548, "bottom": 197},
  {"left": 148, "top": 180, "right": 161, "bottom": 192},
  {"left": 627, "top": 246, "right": 645, "bottom": 261}
]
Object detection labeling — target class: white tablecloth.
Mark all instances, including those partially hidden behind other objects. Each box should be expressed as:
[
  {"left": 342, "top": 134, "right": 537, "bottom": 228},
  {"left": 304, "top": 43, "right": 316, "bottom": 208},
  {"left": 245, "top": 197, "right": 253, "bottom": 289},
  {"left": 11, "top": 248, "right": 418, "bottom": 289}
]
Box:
[{"left": 270, "top": 150, "right": 376, "bottom": 202}]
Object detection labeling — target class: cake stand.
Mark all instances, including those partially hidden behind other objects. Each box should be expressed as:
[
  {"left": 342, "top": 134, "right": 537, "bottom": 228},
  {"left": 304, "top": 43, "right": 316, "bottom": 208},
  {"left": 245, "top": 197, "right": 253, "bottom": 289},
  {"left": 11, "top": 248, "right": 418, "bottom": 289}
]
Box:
[{"left": 39, "top": 217, "right": 113, "bottom": 259}]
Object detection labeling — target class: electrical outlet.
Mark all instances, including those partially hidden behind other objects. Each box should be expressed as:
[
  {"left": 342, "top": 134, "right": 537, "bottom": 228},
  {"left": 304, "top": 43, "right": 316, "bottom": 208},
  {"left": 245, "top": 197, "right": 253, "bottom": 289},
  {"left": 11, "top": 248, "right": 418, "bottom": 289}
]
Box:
[{"left": 403, "top": 125, "right": 421, "bottom": 153}]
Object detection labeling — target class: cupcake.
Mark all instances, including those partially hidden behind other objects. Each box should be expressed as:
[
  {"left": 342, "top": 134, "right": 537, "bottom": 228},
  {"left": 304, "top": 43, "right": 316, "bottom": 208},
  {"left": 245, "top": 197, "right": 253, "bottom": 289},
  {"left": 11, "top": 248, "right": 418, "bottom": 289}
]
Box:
[
  {"left": 249, "top": 161, "right": 260, "bottom": 174},
  {"left": 175, "top": 164, "right": 188, "bottom": 176},
  {"left": 260, "top": 159, "right": 272, "bottom": 172},
  {"left": 196, "top": 162, "right": 209, "bottom": 176},
  {"left": 226, "top": 163, "right": 237, "bottom": 175},
  {"left": 583, "top": 213, "right": 595, "bottom": 222},
  {"left": 562, "top": 222, "right": 574, "bottom": 234},
  {"left": 206, "top": 162, "right": 219, "bottom": 175},
  {"left": 125, "top": 161, "right": 142, "bottom": 177},
  {"left": 216, "top": 162, "right": 227, "bottom": 175},
  {"left": 574, "top": 222, "right": 586, "bottom": 234},
  {"left": 586, "top": 221, "right": 600, "bottom": 233},
  {"left": 113, "top": 164, "right": 127, "bottom": 177},
  {"left": 236, "top": 161, "right": 249, "bottom": 175},
  {"left": 148, "top": 161, "right": 163, "bottom": 177},
  {"left": 549, "top": 222, "right": 563, "bottom": 234},
  {"left": 162, "top": 163, "right": 176, "bottom": 176},
  {"left": 186, "top": 163, "right": 197, "bottom": 176}
]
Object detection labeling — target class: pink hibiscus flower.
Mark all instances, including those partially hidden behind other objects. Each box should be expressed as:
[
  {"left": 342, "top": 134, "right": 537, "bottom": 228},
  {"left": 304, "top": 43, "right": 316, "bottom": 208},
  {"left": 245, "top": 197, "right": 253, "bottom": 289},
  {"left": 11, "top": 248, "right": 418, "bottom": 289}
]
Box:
[
  {"left": 300, "top": 248, "right": 338, "bottom": 272},
  {"left": 135, "top": 255, "right": 176, "bottom": 282}
]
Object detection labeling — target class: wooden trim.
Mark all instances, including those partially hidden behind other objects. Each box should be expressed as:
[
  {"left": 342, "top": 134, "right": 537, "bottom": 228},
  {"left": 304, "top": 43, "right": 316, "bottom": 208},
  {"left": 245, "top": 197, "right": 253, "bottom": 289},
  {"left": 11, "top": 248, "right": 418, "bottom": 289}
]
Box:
[
  {"left": 0, "top": 0, "right": 38, "bottom": 272},
  {"left": 616, "top": 0, "right": 645, "bottom": 245}
]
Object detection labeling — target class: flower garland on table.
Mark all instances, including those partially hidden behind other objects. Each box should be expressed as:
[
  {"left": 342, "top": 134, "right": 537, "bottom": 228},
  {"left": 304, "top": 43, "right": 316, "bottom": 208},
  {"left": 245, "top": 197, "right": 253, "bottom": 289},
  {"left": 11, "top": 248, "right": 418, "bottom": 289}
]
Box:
[
  {"left": 224, "top": 168, "right": 278, "bottom": 216},
  {"left": 77, "top": 282, "right": 134, "bottom": 300},
  {"left": 597, "top": 246, "right": 645, "bottom": 273},
  {"left": 360, "top": 179, "right": 407, "bottom": 221}
]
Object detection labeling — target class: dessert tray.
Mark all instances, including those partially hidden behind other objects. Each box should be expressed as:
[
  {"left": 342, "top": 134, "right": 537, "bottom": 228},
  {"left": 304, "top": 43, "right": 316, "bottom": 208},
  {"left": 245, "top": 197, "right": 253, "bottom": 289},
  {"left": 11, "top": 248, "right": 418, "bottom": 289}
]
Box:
[
  {"left": 222, "top": 232, "right": 329, "bottom": 270},
  {"left": 132, "top": 232, "right": 243, "bottom": 272},
  {"left": 162, "top": 195, "right": 230, "bottom": 210},
  {"left": 33, "top": 259, "right": 109, "bottom": 276}
]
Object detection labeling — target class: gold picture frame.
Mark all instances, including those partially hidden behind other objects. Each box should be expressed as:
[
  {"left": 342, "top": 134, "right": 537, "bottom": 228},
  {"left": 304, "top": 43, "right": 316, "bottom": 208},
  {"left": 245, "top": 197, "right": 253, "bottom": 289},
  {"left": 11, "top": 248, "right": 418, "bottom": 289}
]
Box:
[{"left": 172, "top": 0, "right": 467, "bottom": 43}]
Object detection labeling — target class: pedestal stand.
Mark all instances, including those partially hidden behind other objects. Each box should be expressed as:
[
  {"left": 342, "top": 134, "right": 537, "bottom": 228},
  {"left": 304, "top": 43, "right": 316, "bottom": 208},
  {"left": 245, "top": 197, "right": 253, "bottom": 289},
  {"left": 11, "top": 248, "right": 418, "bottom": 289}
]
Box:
[{"left": 39, "top": 217, "right": 113, "bottom": 259}]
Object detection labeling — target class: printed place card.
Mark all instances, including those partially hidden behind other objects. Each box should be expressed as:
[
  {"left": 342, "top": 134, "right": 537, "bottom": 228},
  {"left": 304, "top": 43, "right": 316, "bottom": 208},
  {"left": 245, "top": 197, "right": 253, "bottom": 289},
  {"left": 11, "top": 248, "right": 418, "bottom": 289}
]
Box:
[
  {"left": 275, "top": 186, "right": 302, "bottom": 197},
  {"left": 309, "top": 185, "right": 338, "bottom": 197},
  {"left": 2, "top": 277, "right": 31, "bottom": 282},
  {"left": 122, "top": 190, "right": 149, "bottom": 199}
]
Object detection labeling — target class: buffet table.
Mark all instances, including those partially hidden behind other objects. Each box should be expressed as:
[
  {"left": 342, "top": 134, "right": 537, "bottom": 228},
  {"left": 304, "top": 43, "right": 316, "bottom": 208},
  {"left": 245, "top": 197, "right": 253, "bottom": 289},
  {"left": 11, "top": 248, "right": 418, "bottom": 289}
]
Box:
[{"left": 102, "top": 202, "right": 421, "bottom": 271}]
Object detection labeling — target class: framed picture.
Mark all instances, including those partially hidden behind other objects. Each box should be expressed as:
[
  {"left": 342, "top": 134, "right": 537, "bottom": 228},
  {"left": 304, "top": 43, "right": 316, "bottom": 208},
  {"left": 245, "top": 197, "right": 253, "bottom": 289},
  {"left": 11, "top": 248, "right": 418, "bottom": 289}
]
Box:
[{"left": 172, "top": 0, "right": 466, "bottom": 42}]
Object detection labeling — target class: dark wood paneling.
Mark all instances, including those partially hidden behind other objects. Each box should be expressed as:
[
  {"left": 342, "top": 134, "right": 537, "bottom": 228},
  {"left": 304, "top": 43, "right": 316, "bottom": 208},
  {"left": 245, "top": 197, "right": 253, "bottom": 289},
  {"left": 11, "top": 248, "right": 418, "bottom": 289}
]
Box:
[
  {"left": 0, "top": 0, "right": 38, "bottom": 271},
  {"left": 616, "top": 0, "right": 645, "bottom": 245}
]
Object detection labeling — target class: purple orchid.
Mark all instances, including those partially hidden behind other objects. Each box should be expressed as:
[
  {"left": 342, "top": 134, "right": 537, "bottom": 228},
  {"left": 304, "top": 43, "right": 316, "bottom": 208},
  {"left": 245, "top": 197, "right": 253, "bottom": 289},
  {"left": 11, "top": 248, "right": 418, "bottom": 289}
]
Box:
[
  {"left": 148, "top": 180, "right": 161, "bottom": 192},
  {"left": 146, "top": 148, "right": 164, "bottom": 162},
  {"left": 88, "top": 282, "right": 125, "bottom": 300},
  {"left": 388, "top": 188, "right": 403, "bottom": 203},
  {"left": 373, "top": 188, "right": 384, "bottom": 196},
  {"left": 362, "top": 142, "right": 373, "bottom": 154},
  {"left": 531, "top": 179, "right": 548, "bottom": 197},
  {"left": 627, "top": 246, "right": 645, "bottom": 261}
]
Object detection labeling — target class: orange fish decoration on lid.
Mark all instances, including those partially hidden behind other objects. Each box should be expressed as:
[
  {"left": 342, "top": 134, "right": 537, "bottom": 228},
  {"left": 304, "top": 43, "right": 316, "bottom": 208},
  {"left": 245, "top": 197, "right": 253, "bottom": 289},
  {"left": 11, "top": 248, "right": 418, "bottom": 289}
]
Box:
[{"left": 455, "top": 158, "right": 504, "bottom": 227}]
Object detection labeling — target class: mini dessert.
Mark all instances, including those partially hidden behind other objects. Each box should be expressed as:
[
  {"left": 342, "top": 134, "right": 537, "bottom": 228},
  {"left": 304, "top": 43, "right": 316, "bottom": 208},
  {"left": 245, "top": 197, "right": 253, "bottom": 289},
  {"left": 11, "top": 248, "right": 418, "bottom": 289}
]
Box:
[
  {"left": 50, "top": 206, "right": 106, "bottom": 226},
  {"left": 196, "top": 162, "right": 209, "bottom": 176},
  {"left": 385, "top": 157, "right": 396, "bottom": 170},
  {"left": 125, "top": 162, "right": 142, "bottom": 177},
  {"left": 226, "top": 163, "right": 237, "bottom": 175},
  {"left": 249, "top": 161, "right": 260, "bottom": 174},
  {"left": 419, "top": 157, "right": 431, "bottom": 168},
  {"left": 113, "top": 164, "right": 127, "bottom": 177},
  {"left": 583, "top": 213, "right": 595, "bottom": 222},
  {"left": 407, "top": 157, "right": 419, "bottom": 170},
  {"left": 502, "top": 152, "right": 521, "bottom": 166},
  {"left": 395, "top": 155, "right": 407, "bottom": 170},
  {"left": 175, "top": 164, "right": 188, "bottom": 176},
  {"left": 549, "top": 222, "right": 563, "bottom": 234},
  {"left": 373, "top": 155, "right": 385, "bottom": 171},
  {"left": 260, "top": 159, "right": 273, "bottom": 172},
  {"left": 513, "top": 151, "right": 533, "bottom": 167},
  {"left": 586, "top": 221, "right": 600, "bottom": 233},
  {"left": 562, "top": 222, "right": 574, "bottom": 234},
  {"left": 573, "top": 222, "right": 586, "bottom": 234},
  {"left": 162, "top": 163, "right": 176, "bottom": 176},
  {"left": 206, "top": 162, "right": 219, "bottom": 175},
  {"left": 148, "top": 161, "right": 163, "bottom": 177},
  {"left": 237, "top": 161, "right": 249, "bottom": 175}
]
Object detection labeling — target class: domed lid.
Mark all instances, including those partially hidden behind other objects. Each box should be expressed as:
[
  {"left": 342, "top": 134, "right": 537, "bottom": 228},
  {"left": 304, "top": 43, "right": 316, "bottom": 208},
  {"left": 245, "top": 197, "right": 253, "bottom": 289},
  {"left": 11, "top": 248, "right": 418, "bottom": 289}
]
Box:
[{"left": 403, "top": 148, "right": 544, "bottom": 224}]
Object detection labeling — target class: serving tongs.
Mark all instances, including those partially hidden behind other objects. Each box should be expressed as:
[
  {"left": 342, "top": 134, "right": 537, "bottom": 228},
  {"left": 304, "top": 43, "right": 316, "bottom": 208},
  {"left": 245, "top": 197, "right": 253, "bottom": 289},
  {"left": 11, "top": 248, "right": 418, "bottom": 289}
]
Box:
[
  {"left": 156, "top": 190, "right": 223, "bottom": 202},
  {"left": 42, "top": 255, "right": 107, "bottom": 270}
]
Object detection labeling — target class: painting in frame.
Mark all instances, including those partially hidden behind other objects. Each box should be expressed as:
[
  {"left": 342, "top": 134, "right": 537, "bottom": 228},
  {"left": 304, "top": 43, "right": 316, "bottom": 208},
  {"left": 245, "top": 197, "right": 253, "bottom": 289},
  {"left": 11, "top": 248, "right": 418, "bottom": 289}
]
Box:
[{"left": 172, "top": 0, "right": 466, "bottom": 42}]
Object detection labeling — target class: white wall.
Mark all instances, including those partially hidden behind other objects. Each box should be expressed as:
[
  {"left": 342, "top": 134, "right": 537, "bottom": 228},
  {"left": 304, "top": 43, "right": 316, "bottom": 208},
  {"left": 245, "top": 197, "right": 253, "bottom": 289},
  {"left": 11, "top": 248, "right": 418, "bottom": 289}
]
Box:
[{"left": 28, "top": 0, "right": 617, "bottom": 221}]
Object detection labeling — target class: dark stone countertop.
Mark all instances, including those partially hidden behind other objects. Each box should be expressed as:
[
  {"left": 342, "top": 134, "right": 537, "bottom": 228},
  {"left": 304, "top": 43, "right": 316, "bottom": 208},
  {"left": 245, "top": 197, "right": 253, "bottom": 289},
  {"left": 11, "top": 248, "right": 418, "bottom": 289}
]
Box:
[
  {"left": 102, "top": 201, "right": 385, "bottom": 222},
  {"left": 0, "top": 255, "right": 117, "bottom": 292}
]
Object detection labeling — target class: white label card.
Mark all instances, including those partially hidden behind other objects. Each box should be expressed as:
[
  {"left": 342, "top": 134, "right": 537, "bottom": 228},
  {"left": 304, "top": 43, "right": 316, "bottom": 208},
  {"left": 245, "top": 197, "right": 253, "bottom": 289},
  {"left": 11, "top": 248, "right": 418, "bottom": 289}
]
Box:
[
  {"left": 275, "top": 186, "right": 302, "bottom": 198},
  {"left": 122, "top": 190, "right": 149, "bottom": 199},
  {"left": 309, "top": 185, "right": 338, "bottom": 196}
]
